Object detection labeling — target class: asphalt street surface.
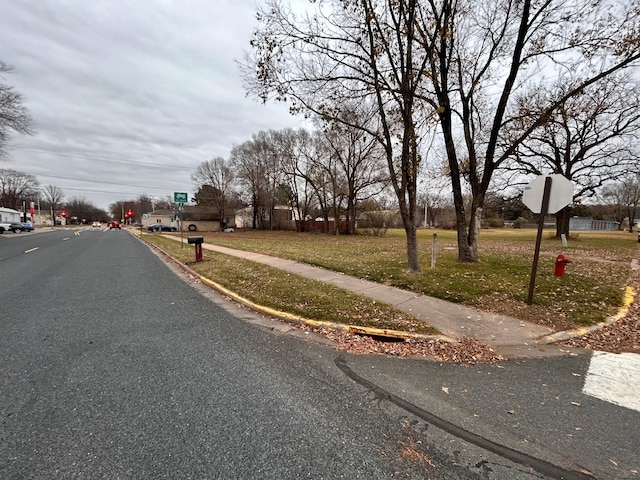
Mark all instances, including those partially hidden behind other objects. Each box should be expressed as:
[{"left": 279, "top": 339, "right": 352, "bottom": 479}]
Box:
[{"left": 1, "top": 228, "right": 638, "bottom": 479}]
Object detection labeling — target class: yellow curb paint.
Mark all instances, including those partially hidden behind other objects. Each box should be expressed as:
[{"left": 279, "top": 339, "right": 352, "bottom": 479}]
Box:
[
  {"left": 544, "top": 286, "right": 637, "bottom": 343},
  {"left": 144, "top": 235, "right": 447, "bottom": 341},
  {"left": 198, "top": 276, "right": 450, "bottom": 343}
]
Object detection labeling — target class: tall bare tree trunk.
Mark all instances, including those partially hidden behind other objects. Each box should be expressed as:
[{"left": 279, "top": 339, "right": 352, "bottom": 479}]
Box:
[
  {"left": 405, "top": 222, "right": 419, "bottom": 272},
  {"left": 555, "top": 207, "right": 571, "bottom": 237}
]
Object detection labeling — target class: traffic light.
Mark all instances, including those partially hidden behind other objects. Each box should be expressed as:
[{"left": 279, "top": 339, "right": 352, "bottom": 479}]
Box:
[
  {"left": 61, "top": 211, "right": 67, "bottom": 218},
  {"left": 125, "top": 209, "right": 133, "bottom": 218}
]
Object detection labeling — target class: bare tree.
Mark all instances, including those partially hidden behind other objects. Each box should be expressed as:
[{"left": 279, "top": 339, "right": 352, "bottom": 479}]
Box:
[
  {"left": 601, "top": 174, "right": 640, "bottom": 232},
  {"left": 230, "top": 136, "right": 271, "bottom": 229},
  {"left": 244, "top": 0, "right": 639, "bottom": 263},
  {"left": 281, "top": 128, "right": 352, "bottom": 234},
  {"left": 275, "top": 129, "right": 337, "bottom": 232},
  {"left": 418, "top": 150, "right": 453, "bottom": 228},
  {"left": 134, "top": 195, "right": 155, "bottom": 219},
  {"left": 64, "top": 196, "right": 106, "bottom": 224},
  {"left": 419, "top": 186, "right": 452, "bottom": 228},
  {"left": 192, "top": 157, "right": 235, "bottom": 230},
  {"left": 42, "top": 185, "right": 65, "bottom": 223},
  {"left": 271, "top": 128, "right": 319, "bottom": 232},
  {"left": 317, "top": 105, "right": 389, "bottom": 234},
  {"left": 259, "top": 130, "right": 291, "bottom": 230},
  {"left": 417, "top": 0, "right": 640, "bottom": 261},
  {"left": 0, "top": 169, "right": 39, "bottom": 209},
  {"left": 0, "top": 62, "right": 32, "bottom": 159},
  {"left": 243, "top": 0, "right": 434, "bottom": 271},
  {"left": 502, "top": 74, "right": 640, "bottom": 236},
  {"left": 108, "top": 198, "right": 142, "bottom": 223}
]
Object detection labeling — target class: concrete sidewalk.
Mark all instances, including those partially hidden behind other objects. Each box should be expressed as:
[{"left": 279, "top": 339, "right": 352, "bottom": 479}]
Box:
[{"left": 192, "top": 241, "right": 556, "bottom": 352}]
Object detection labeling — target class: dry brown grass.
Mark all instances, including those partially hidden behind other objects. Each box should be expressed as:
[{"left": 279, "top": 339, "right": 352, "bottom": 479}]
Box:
[{"left": 191, "top": 228, "right": 639, "bottom": 329}]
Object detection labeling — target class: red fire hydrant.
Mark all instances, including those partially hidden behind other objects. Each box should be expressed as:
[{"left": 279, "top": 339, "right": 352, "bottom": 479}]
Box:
[{"left": 554, "top": 254, "right": 571, "bottom": 277}]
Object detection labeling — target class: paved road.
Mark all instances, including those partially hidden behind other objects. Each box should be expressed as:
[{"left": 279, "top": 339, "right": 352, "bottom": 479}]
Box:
[{"left": 1, "top": 228, "right": 638, "bottom": 479}]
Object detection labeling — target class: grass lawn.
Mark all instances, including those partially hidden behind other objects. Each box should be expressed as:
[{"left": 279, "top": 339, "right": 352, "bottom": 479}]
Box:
[
  {"left": 164, "top": 227, "right": 639, "bottom": 330},
  {"left": 143, "top": 235, "right": 439, "bottom": 336}
]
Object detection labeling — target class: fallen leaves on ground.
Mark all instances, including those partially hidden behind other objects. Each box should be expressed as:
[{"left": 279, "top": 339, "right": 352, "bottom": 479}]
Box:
[
  {"left": 561, "top": 313, "right": 640, "bottom": 353},
  {"left": 560, "top": 269, "right": 640, "bottom": 354},
  {"left": 301, "top": 326, "right": 501, "bottom": 363}
]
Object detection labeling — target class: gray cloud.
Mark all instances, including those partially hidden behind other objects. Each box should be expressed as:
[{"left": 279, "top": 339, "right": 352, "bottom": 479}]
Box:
[{"left": 1, "top": 0, "right": 303, "bottom": 211}]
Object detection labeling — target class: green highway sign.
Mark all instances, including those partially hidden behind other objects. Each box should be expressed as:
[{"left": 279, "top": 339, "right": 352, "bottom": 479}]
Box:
[{"left": 174, "top": 192, "right": 188, "bottom": 204}]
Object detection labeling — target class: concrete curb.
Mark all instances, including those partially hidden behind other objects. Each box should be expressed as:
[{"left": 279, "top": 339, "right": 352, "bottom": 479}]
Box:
[
  {"left": 139, "top": 232, "right": 638, "bottom": 348},
  {"left": 542, "top": 286, "right": 637, "bottom": 343},
  {"left": 139, "top": 234, "right": 454, "bottom": 343},
  {"left": 198, "top": 276, "right": 454, "bottom": 343}
]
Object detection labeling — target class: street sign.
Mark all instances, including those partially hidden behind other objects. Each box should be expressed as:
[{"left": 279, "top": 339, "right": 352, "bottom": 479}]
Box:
[
  {"left": 174, "top": 192, "right": 188, "bottom": 205},
  {"left": 522, "top": 174, "right": 573, "bottom": 214},
  {"left": 523, "top": 174, "right": 574, "bottom": 305}
]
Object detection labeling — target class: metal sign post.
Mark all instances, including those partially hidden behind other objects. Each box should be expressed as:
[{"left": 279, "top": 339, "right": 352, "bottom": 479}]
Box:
[
  {"left": 523, "top": 174, "right": 574, "bottom": 305},
  {"left": 179, "top": 205, "right": 184, "bottom": 248},
  {"left": 174, "top": 192, "right": 188, "bottom": 248},
  {"left": 526, "top": 177, "right": 552, "bottom": 305}
]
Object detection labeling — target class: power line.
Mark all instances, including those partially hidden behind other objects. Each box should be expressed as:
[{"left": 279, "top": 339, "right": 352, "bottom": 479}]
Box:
[
  {"left": 33, "top": 173, "right": 177, "bottom": 191},
  {"left": 10, "top": 144, "right": 198, "bottom": 171},
  {"left": 54, "top": 185, "right": 172, "bottom": 198}
]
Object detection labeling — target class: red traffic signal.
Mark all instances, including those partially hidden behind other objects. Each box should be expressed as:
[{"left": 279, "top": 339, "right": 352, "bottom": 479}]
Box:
[
  {"left": 125, "top": 209, "right": 133, "bottom": 218},
  {"left": 61, "top": 211, "right": 67, "bottom": 217}
]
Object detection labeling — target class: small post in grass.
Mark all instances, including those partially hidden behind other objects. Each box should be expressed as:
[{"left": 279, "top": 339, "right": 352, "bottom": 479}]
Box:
[{"left": 431, "top": 233, "right": 437, "bottom": 268}]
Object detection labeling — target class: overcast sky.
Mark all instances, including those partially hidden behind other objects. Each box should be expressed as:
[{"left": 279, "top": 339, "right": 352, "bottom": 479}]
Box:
[{"left": 0, "top": 0, "right": 305, "bottom": 212}]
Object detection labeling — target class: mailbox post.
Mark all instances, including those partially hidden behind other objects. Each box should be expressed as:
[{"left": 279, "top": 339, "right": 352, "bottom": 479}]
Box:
[{"left": 187, "top": 236, "right": 204, "bottom": 262}]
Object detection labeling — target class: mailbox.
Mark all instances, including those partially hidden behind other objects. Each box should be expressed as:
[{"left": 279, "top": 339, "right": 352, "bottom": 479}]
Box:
[{"left": 187, "top": 236, "right": 204, "bottom": 262}]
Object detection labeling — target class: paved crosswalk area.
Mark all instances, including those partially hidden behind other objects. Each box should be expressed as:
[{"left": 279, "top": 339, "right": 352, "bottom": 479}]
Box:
[{"left": 583, "top": 351, "right": 640, "bottom": 412}]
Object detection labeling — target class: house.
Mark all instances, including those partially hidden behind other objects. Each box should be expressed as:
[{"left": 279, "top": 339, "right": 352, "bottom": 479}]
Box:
[
  {"left": 142, "top": 209, "right": 177, "bottom": 229},
  {"left": 235, "top": 205, "right": 295, "bottom": 230},
  {"left": 0, "top": 207, "right": 22, "bottom": 223},
  {"left": 142, "top": 206, "right": 232, "bottom": 232}
]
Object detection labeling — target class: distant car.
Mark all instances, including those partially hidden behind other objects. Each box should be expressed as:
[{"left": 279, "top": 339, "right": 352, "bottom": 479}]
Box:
[
  {"left": 92, "top": 221, "right": 102, "bottom": 228},
  {"left": 7, "top": 222, "right": 28, "bottom": 233},
  {"left": 147, "top": 224, "right": 177, "bottom": 232},
  {"left": 108, "top": 221, "right": 122, "bottom": 230}
]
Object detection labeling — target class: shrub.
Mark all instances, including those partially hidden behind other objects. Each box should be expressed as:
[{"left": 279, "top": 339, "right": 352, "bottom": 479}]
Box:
[
  {"left": 513, "top": 217, "right": 528, "bottom": 229},
  {"left": 486, "top": 217, "right": 504, "bottom": 228}
]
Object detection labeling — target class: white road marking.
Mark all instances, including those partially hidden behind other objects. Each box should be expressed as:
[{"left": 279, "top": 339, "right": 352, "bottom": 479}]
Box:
[
  {"left": 24, "top": 247, "right": 39, "bottom": 253},
  {"left": 583, "top": 351, "right": 640, "bottom": 412}
]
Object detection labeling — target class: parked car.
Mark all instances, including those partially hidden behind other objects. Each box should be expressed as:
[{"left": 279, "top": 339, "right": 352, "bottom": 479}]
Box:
[
  {"left": 8, "top": 222, "right": 28, "bottom": 233},
  {"left": 147, "top": 224, "right": 177, "bottom": 232},
  {"left": 108, "top": 220, "right": 122, "bottom": 230}
]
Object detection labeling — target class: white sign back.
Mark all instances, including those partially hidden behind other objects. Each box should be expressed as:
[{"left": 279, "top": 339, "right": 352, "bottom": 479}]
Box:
[{"left": 522, "top": 174, "right": 573, "bottom": 214}]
